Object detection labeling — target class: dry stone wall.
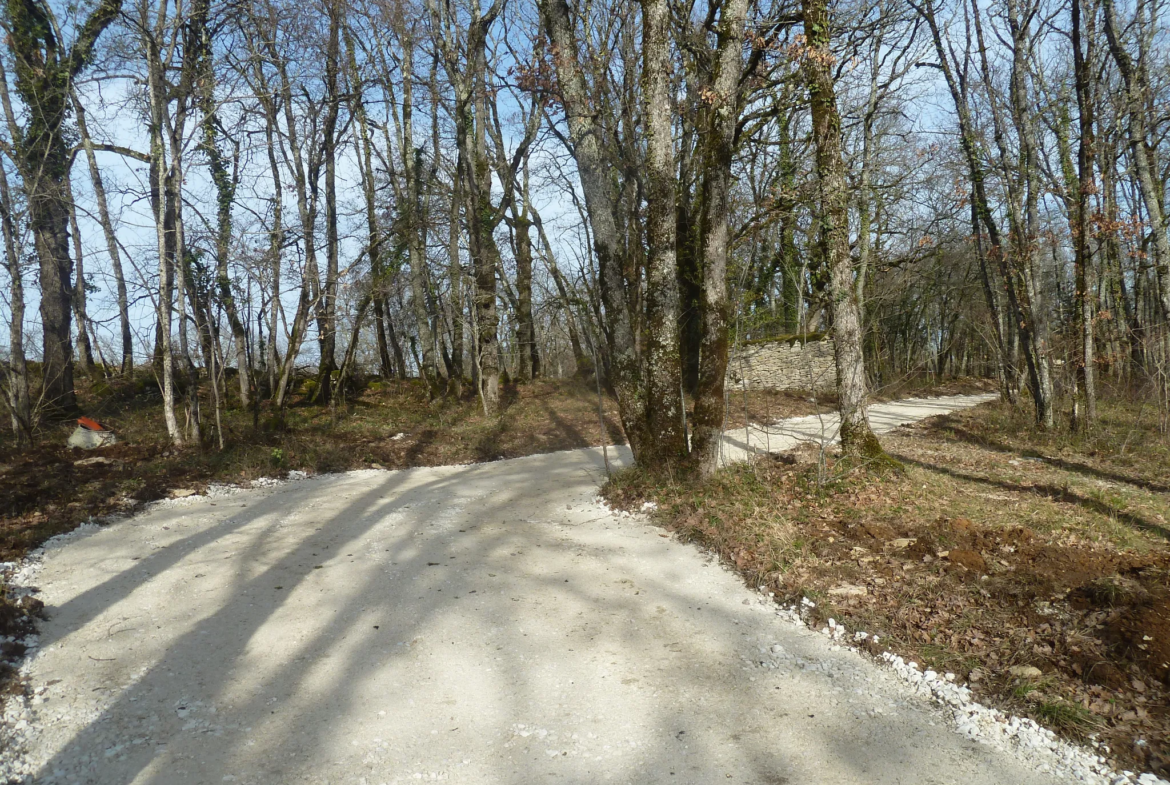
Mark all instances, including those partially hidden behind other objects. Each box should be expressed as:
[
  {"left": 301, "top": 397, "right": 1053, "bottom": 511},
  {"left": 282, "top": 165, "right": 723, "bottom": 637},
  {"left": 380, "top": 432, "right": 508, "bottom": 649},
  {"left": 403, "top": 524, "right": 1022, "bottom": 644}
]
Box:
[{"left": 726, "top": 337, "right": 837, "bottom": 392}]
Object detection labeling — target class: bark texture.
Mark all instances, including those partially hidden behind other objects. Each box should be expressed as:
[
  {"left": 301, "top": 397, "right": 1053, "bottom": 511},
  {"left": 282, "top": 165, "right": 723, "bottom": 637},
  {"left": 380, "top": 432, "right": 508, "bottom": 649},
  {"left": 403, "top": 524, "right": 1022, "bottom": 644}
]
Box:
[
  {"left": 4, "top": 0, "right": 123, "bottom": 411},
  {"left": 640, "top": 0, "right": 688, "bottom": 465},
  {"left": 539, "top": 0, "right": 646, "bottom": 457},
  {"left": 802, "top": 0, "right": 880, "bottom": 457}
]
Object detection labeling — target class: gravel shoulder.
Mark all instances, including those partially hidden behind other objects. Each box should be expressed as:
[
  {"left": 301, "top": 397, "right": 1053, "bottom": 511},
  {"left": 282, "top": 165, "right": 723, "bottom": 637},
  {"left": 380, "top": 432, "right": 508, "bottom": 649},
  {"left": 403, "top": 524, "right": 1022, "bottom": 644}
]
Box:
[{"left": 0, "top": 395, "right": 1095, "bottom": 784}]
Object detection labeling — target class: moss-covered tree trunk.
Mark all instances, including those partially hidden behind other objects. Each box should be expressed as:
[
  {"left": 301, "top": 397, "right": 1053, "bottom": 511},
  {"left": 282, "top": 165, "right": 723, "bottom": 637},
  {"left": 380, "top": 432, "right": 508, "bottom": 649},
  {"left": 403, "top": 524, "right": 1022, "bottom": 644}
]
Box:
[
  {"left": 689, "top": 0, "right": 750, "bottom": 477},
  {"left": 802, "top": 0, "right": 881, "bottom": 458},
  {"left": 191, "top": 0, "right": 250, "bottom": 408},
  {"left": 538, "top": 0, "right": 647, "bottom": 456},
  {"left": 639, "top": 0, "right": 688, "bottom": 465},
  {"left": 4, "top": 0, "right": 122, "bottom": 413}
]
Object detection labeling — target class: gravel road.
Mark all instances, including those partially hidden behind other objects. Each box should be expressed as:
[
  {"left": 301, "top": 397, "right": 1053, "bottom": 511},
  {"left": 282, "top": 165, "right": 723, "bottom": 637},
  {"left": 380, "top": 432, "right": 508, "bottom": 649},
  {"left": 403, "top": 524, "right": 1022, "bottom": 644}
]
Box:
[{"left": 0, "top": 394, "right": 1112, "bottom": 784}]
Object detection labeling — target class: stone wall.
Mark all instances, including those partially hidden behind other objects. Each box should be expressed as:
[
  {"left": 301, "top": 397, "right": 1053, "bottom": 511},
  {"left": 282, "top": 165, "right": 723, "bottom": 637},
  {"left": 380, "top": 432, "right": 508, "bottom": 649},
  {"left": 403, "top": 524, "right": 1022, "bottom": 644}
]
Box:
[{"left": 726, "top": 336, "right": 837, "bottom": 392}]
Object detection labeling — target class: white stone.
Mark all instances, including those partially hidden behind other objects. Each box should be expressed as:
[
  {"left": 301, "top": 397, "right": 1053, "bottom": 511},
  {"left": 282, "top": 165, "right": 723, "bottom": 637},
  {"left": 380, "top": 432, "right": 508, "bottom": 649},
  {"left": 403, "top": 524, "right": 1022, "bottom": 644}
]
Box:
[{"left": 67, "top": 427, "right": 116, "bottom": 450}]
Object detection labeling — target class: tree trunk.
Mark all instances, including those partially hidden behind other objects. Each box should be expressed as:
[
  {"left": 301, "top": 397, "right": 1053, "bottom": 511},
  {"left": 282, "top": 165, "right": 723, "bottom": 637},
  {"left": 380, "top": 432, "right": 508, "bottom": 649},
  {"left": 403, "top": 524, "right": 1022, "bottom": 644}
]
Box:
[
  {"left": 148, "top": 29, "right": 182, "bottom": 446},
  {"left": 467, "top": 14, "right": 501, "bottom": 413},
  {"left": 803, "top": 0, "right": 880, "bottom": 457},
  {"left": 1072, "top": 0, "right": 1098, "bottom": 427},
  {"left": 677, "top": 108, "right": 702, "bottom": 395},
  {"left": 344, "top": 23, "right": 394, "bottom": 384},
  {"left": 640, "top": 0, "right": 688, "bottom": 465},
  {"left": 263, "top": 90, "right": 284, "bottom": 397},
  {"left": 1002, "top": 0, "right": 1055, "bottom": 429},
  {"left": 689, "top": 0, "right": 752, "bottom": 476},
  {"left": 71, "top": 93, "right": 133, "bottom": 374},
  {"left": 539, "top": 0, "right": 646, "bottom": 455},
  {"left": 914, "top": 0, "right": 1048, "bottom": 422},
  {"left": 0, "top": 157, "right": 32, "bottom": 441},
  {"left": 1102, "top": 0, "right": 1170, "bottom": 322},
  {"left": 400, "top": 37, "right": 441, "bottom": 394},
  {"left": 65, "top": 177, "right": 95, "bottom": 375},
  {"left": 314, "top": 0, "right": 342, "bottom": 402},
  {"left": 505, "top": 166, "right": 542, "bottom": 384},
  {"left": 449, "top": 172, "right": 465, "bottom": 395},
  {"left": 3, "top": 0, "right": 122, "bottom": 413},
  {"left": 194, "top": 9, "right": 251, "bottom": 408}
]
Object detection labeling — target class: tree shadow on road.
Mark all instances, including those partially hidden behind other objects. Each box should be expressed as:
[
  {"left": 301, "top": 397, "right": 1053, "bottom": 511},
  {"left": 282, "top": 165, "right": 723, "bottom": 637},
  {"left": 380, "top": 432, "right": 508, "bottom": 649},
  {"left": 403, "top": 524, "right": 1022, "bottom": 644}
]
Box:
[{"left": 26, "top": 449, "right": 1058, "bottom": 785}]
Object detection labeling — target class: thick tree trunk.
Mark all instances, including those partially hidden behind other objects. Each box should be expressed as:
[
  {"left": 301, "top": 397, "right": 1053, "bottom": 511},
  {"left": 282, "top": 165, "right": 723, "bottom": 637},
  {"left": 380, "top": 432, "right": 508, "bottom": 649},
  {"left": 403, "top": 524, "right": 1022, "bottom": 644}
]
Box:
[
  {"left": 640, "top": 0, "right": 688, "bottom": 465},
  {"left": 803, "top": 0, "right": 880, "bottom": 457},
  {"left": 31, "top": 189, "right": 76, "bottom": 411},
  {"left": 4, "top": 0, "right": 122, "bottom": 413},
  {"left": 468, "top": 20, "right": 500, "bottom": 413},
  {"left": 676, "top": 111, "right": 702, "bottom": 395},
  {"left": 689, "top": 0, "right": 752, "bottom": 476}
]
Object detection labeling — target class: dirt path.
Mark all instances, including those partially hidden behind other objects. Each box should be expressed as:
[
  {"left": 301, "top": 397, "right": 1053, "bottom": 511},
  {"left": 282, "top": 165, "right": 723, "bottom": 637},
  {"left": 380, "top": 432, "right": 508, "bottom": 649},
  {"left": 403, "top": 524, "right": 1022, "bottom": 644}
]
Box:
[
  {"left": 3, "top": 394, "right": 1075, "bottom": 785},
  {"left": 716, "top": 392, "right": 998, "bottom": 465}
]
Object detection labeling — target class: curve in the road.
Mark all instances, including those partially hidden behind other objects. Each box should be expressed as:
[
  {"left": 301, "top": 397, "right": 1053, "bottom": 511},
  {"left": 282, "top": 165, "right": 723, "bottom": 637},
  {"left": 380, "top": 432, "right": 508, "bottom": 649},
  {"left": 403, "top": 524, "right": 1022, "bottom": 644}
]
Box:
[{"left": 3, "top": 394, "right": 1080, "bottom": 785}]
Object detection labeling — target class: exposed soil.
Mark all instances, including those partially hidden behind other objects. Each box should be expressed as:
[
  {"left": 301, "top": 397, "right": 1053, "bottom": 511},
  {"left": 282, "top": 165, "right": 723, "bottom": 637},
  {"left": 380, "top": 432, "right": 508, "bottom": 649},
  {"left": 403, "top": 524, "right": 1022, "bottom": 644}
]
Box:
[{"left": 604, "top": 398, "right": 1170, "bottom": 777}]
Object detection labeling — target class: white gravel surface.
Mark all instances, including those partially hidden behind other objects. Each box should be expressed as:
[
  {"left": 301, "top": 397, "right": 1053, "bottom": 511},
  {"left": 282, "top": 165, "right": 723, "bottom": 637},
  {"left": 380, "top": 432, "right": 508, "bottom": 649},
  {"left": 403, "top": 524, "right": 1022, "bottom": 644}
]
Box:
[{"left": 1, "top": 394, "right": 1165, "bottom": 784}]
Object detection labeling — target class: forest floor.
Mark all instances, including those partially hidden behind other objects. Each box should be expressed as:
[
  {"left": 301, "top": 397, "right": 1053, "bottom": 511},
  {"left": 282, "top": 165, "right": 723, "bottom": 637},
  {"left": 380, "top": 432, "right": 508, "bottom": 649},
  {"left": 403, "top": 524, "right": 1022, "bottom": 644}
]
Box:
[{"left": 604, "top": 391, "right": 1170, "bottom": 777}]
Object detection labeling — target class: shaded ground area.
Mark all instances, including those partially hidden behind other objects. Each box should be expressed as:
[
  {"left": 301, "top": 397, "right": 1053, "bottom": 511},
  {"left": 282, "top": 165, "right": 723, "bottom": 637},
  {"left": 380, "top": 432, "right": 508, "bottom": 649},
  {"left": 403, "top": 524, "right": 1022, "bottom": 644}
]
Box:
[
  {"left": 1, "top": 446, "right": 1070, "bottom": 785},
  {"left": 0, "top": 377, "right": 623, "bottom": 684},
  {"left": 0, "top": 375, "right": 996, "bottom": 570},
  {"left": 605, "top": 395, "right": 1170, "bottom": 777}
]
